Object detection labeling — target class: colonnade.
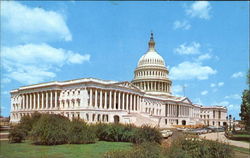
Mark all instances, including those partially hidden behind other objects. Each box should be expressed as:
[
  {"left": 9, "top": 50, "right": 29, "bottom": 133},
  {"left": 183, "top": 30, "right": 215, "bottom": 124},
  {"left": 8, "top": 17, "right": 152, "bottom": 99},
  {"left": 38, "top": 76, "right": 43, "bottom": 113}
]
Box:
[
  {"left": 134, "top": 81, "right": 170, "bottom": 93},
  {"left": 87, "top": 88, "right": 140, "bottom": 112},
  {"left": 165, "top": 104, "right": 191, "bottom": 117},
  {"left": 135, "top": 69, "right": 167, "bottom": 78},
  {"left": 12, "top": 90, "right": 60, "bottom": 111}
]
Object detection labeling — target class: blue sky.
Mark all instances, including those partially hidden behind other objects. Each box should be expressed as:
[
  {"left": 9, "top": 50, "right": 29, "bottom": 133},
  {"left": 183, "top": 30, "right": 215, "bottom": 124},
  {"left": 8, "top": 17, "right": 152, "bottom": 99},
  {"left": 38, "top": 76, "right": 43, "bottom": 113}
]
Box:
[{"left": 1, "top": 1, "right": 249, "bottom": 119}]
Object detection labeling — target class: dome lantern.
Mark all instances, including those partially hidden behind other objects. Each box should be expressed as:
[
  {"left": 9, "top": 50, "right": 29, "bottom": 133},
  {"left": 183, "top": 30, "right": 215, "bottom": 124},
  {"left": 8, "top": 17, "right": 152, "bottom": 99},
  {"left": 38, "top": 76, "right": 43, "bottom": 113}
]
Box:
[
  {"left": 132, "top": 33, "right": 172, "bottom": 96},
  {"left": 148, "top": 32, "right": 155, "bottom": 50}
]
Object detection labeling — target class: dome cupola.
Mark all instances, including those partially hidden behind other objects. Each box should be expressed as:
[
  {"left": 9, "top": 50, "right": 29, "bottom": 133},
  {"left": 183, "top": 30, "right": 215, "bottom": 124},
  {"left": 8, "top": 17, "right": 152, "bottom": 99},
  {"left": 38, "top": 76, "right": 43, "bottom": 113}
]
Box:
[
  {"left": 137, "top": 33, "right": 166, "bottom": 68},
  {"left": 132, "top": 33, "right": 172, "bottom": 96}
]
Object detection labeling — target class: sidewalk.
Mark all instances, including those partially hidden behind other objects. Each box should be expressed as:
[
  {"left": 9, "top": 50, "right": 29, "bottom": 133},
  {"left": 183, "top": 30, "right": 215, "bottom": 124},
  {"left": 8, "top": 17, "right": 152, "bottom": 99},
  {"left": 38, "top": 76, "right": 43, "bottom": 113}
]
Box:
[{"left": 199, "top": 132, "right": 250, "bottom": 149}]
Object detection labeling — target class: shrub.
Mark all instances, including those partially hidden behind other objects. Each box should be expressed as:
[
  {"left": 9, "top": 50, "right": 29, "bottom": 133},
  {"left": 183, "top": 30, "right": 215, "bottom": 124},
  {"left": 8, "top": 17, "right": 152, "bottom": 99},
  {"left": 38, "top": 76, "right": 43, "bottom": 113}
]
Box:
[
  {"left": 8, "top": 125, "right": 26, "bottom": 143},
  {"left": 30, "top": 114, "right": 70, "bottom": 145},
  {"left": 133, "top": 125, "right": 163, "bottom": 144},
  {"left": 67, "top": 119, "right": 97, "bottom": 144},
  {"left": 95, "top": 123, "right": 162, "bottom": 144},
  {"left": 164, "top": 134, "right": 234, "bottom": 158},
  {"left": 8, "top": 112, "right": 42, "bottom": 143},
  {"left": 19, "top": 112, "right": 42, "bottom": 132},
  {"left": 97, "top": 123, "right": 125, "bottom": 142},
  {"left": 94, "top": 123, "right": 137, "bottom": 142},
  {"left": 104, "top": 142, "right": 162, "bottom": 158}
]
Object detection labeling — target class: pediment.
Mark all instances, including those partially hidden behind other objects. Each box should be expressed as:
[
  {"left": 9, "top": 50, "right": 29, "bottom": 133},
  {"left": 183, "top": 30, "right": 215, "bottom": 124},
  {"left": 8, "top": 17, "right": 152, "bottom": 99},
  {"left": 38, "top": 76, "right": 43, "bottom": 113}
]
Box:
[
  {"left": 181, "top": 97, "right": 192, "bottom": 104},
  {"left": 112, "top": 81, "right": 142, "bottom": 92}
]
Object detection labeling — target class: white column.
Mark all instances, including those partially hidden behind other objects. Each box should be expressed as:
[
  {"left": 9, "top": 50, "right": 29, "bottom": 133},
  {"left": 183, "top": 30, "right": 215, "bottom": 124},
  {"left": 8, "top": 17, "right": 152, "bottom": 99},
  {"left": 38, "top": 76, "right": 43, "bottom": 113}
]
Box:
[
  {"left": 37, "top": 93, "right": 40, "bottom": 109},
  {"left": 50, "top": 91, "right": 53, "bottom": 109},
  {"left": 22, "top": 94, "right": 25, "bottom": 110},
  {"left": 180, "top": 106, "right": 182, "bottom": 116},
  {"left": 46, "top": 92, "right": 48, "bottom": 109},
  {"left": 133, "top": 95, "right": 136, "bottom": 111},
  {"left": 118, "top": 92, "right": 120, "bottom": 110},
  {"left": 26, "top": 94, "right": 28, "bottom": 110},
  {"left": 89, "top": 88, "right": 93, "bottom": 107},
  {"left": 129, "top": 94, "right": 133, "bottom": 111},
  {"left": 122, "top": 92, "right": 125, "bottom": 110},
  {"left": 29, "top": 93, "right": 32, "bottom": 110},
  {"left": 109, "top": 91, "right": 112, "bottom": 109},
  {"left": 95, "top": 89, "right": 97, "bottom": 108},
  {"left": 55, "top": 91, "right": 57, "bottom": 108},
  {"left": 41, "top": 92, "right": 44, "bottom": 109},
  {"left": 170, "top": 104, "right": 172, "bottom": 116},
  {"left": 33, "top": 93, "right": 36, "bottom": 109},
  {"left": 126, "top": 93, "right": 129, "bottom": 110},
  {"left": 114, "top": 91, "right": 116, "bottom": 109},
  {"left": 137, "top": 96, "right": 140, "bottom": 111},
  {"left": 100, "top": 90, "right": 103, "bottom": 109},
  {"left": 104, "top": 91, "right": 107, "bottom": 109}
]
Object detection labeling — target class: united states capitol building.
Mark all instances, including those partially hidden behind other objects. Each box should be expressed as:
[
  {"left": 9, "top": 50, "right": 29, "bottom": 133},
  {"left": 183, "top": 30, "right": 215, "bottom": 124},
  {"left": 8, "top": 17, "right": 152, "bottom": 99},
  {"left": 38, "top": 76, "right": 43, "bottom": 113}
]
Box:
[{"left": 10, "top": 33, "right": 227, "bottom": 127}]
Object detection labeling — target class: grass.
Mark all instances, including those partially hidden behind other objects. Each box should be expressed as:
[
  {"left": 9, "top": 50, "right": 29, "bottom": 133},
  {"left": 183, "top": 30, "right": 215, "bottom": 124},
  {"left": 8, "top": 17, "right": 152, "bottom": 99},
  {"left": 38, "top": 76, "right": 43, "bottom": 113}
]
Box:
[
  {"left": 231, "top": 145, "right": 250, "bottom": 155},
  {"left": 233, "top": 134, "right": 250, "bottom": 138},
  {"left": 0, "top": 140, "right": 132, "bottom": 158}
]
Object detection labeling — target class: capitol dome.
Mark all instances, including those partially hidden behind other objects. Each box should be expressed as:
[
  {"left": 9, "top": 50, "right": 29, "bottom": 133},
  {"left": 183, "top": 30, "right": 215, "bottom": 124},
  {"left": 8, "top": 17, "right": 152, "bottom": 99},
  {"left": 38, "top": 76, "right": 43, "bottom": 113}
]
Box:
[
  {"left": 132, "top": 33, "right": 172, "bottom": 96},
  {"left": 137, "top": 35, "right": 165, "bottom": 67}
]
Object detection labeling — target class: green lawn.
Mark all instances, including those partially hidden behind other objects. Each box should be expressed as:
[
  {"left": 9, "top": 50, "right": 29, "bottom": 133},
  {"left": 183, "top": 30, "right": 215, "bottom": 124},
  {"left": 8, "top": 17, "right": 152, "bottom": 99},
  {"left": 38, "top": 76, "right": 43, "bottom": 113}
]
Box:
[
  {"left": 231, "top": 145, "right": 250, "bottom": 156},
  {"left": 233, "top": 134, "right": 250, "bottom": 138},
  {"left": 0, "top": 140, "right": 132, "bottom": 158}
]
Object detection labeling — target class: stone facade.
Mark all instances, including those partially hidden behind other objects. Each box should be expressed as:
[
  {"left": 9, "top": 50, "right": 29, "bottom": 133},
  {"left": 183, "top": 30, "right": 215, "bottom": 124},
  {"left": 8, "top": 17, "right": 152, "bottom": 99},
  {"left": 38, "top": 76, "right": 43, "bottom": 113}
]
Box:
[{"left": 10, "top": 34, "right": 227, "bottom": 127}]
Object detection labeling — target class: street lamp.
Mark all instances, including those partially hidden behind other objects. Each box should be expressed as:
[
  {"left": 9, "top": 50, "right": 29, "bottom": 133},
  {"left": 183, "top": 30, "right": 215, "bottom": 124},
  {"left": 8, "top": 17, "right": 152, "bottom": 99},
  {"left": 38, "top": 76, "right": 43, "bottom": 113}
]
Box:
[{"left": 229, "top": 115, "right": 232, "bottom": 131}]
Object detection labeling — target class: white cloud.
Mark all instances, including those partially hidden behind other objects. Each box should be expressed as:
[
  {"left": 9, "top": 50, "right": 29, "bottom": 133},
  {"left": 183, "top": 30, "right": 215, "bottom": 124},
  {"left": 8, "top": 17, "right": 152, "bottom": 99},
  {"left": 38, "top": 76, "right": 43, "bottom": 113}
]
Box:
[
  {"left": 193, "top": 98, "right": 203, "bottom": 105},
  {"left": 174, "top": 42, "right": 201, "bottom": 55},
  {"left": 1, "top": 1, "right": 72, "bottom": 42},
  {"left": 68, "top": 53, "right": 90, "bottom": 64},
  {"left": 214, "top": 101, "right": 229, "bottom": 106},
  {"left": 196, "top": 53, "right": 212, "bottom": 61},
  {"left": 218, "top": 82, "right": 224, "bottom": 87},
  {"left": 225, "top": 94, "right": 241, "bottom": 100},
  {"left": 2, "top": 44, "right": 90, "bottom": 84},
  {"left": 210, "top": 82, "right": 224, "bottom": 88},
  {"left": 170, "top": 61, "right": 217, "bottom": 80},
  {"left": 186, "top": 1, "right": 212, "bottom": 20},
  {"left": 210, "top": 83, "right": 216, "bottom": 88},
  {"left": 173, "top": 20, "right": 191, "bottom": 30},
  {"left": 172, "top": 85, "right": 183, "bottom": 96},
  {"left": 213, "top": 101, "right": 239, "bottom": 111},
  {"left": 231, "top": 72, "right": 244, "bottom": 78},
  {"left": 201, "top": 90, "right": 208, "bottom": 95}
]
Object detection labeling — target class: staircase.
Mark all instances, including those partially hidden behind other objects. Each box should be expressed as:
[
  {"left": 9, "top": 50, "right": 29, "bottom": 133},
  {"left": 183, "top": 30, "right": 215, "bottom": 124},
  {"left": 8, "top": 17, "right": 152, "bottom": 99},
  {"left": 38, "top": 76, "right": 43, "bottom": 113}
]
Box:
[{"left": 130, "top": 113, "right": 159, "bottom": 127}]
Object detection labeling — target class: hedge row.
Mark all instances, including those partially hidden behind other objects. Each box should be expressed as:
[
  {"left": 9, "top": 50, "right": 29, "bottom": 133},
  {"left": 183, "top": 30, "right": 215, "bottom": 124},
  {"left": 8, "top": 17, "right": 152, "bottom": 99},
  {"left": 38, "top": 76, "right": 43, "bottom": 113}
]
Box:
[
  {"left": 9, "top": 113, "right": 96, "bottom": 145},
  {"left": 9, "top": 113, "right": 162, "bottom": 145},
  {"left": 94, "top": 123, "right": 163, "bottom": 144},
  {"left": 105, "top": 134, "right": 234, "bottom": 158}
]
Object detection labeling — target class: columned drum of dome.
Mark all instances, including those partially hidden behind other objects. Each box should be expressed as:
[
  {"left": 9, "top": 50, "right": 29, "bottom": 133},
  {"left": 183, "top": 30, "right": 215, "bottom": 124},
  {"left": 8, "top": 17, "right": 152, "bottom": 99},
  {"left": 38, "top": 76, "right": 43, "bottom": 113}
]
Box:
[{"left": 132, "top": 33, "right": 172, "bottom": 96}]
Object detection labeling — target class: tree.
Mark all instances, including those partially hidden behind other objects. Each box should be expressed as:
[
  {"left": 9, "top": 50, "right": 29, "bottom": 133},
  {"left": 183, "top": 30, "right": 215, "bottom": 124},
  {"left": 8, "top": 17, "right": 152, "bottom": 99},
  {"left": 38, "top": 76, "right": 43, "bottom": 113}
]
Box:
[{"left": 239, "top": 70, "right": 250, "bottom": 130}]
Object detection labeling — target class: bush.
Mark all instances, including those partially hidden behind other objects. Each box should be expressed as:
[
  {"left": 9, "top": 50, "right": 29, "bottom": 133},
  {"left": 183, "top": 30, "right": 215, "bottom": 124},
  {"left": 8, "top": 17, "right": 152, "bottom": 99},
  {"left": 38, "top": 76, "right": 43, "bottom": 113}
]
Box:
[
  {"left": 104, "top": 142, "right": 162, "bottom": 158},
  {"left": 30, "top": 114, "right": 70, "bottom": 145},
  {"left": 96, "top": 123, "right": 126, "bottom": 142},
  {"left": 164, "top": 134, "right": 234, "bottom": 158},
  {"left": 8, "top": 125, "right": 26, "bottom": 143},
  {"left": 19, "top": 112, "right": 42, "bottom": 132},
  {"left": 132, "top": 125, "right": 163, "bottom": 144},
  {"left": 94, "top": 123, "right": 162, "bottom": 144},
  {"left": 94, "top": 123, "right": 137, "bottom": 142},
  {"left": 8, "top": 112, "right": 42, "bottom": 143},
  {"left": 67, "top": 119, "right": 97, "bottom": 144}
]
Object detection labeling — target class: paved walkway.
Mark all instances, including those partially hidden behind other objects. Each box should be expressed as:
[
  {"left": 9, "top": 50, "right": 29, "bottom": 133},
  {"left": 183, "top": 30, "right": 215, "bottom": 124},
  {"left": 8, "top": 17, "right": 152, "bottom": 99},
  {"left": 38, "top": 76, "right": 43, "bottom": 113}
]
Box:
[{"left": 199, "top": 132, "right": 250, "bottom": 149}]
